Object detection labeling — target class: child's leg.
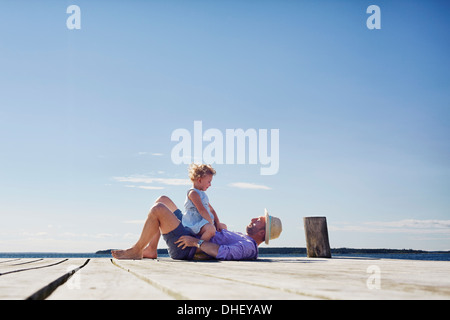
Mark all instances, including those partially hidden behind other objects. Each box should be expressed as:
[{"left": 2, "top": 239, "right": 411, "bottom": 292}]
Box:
[{"left": 199, "top": 223, "right": 216, "bottom": 241}]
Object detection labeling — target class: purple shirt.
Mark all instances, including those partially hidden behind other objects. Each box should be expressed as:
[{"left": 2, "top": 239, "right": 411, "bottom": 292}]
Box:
[{"left": 210, "top": 230, "right": 258, "bottom": 261}]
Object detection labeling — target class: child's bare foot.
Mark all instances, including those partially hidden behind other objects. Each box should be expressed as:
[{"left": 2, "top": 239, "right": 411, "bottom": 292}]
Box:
[
  {"left": 142, "top": 246, "right": 158, "bottom": 259},
  {"left": 111, "top": 247, "right": 143, "bottom": 260}
]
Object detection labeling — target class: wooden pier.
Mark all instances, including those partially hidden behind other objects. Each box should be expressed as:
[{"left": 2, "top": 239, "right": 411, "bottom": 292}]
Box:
[{"left": 1, "top": 257, "right": 449, "bottom": 300}]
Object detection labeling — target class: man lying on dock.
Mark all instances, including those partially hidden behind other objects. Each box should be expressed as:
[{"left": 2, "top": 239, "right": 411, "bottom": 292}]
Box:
[{"left": 112, "top": 196, "right": 282, "bottom": 261}]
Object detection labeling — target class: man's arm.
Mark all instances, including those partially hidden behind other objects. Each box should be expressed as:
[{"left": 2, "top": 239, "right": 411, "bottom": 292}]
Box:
[
  {"left": 174, "top": 235, "right": 257, "bottom": 261},
  {"left": 198, "top": 240, "right": 219, "bottom": 258},
  {"left": 175, "top": 236, "right": 219, "bottom": 258}
]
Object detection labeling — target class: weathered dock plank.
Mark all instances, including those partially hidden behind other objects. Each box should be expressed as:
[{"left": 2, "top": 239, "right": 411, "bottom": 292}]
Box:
[
  {"left": 48, "top": 259, "right": 173, "bottom": 300},
  {"left": 113, "top": 259, "right": 308, "bottom": 300},
  {"left": 115, "top": 257, "right": 450, "bottom": 300},
  {"left": 0, "top": 259, "right": 87, "bottom": 300},
  {"left": 1, "top": 257, "right": 449, "bottom": 300},
  {"left": 0, "top": 258, "right": 50, "bottom": 274}
]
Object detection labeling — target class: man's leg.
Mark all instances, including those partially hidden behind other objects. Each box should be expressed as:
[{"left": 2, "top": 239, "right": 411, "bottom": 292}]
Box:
[
  {"left": 155, "top": 195, "right": 179, "bottom": 213},
  {"left": 143, "top": 196, "right": 180, "bottom": 258},
  {"left": 112, "top": 202, "right": 181, "bottom": 260},
  {"left": 142, "top": 233, "right": 161, "bottom": 259}
]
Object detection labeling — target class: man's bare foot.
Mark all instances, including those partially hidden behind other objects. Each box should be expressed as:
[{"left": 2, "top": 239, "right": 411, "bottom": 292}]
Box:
[
  {"left": 111, "top": 247, "right": 143, "bottom": 260},
  {"left": 142, "top": 245, "right": 158, "bottom": 259}
]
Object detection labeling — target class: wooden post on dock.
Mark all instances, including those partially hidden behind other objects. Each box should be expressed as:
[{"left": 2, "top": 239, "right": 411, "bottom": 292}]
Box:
[{"left": 303, "top": 217, "right": 332, "bottom": 258}]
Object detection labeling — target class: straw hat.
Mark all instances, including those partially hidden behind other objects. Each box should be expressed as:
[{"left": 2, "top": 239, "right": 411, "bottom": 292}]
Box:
[{"left": 265, "top": 208, "right": 282, "bottom": 245}]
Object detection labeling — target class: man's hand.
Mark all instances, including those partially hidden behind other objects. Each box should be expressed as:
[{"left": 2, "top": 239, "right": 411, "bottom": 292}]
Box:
[
  {"left": 215, "top": 222, "right": 227, "bottom": 232},
  {"left": 175, "top": 236, "right": 199, "bottom": 250},
  {"left": 175, "top": 236, "right": 221, "bottom": 258}
]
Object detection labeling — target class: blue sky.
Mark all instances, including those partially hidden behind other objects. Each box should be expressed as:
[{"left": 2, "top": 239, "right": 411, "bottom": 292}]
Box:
[{"left": 0, "top": 0, "right": 449, "bottom": 252}]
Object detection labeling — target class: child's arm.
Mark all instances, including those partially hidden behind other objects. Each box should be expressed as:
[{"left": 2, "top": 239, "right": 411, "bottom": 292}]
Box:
[
  {"left": 209, "top": 204, "right": 227, "bottom": 231},
  {"left": 188, "top": 190, "right": 214, "bottom": 225}
]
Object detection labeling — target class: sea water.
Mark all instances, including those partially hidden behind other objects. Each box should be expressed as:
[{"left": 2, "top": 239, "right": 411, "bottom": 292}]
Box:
[{"left": 0, "top": 252, "right": 449, "bottom": 261}]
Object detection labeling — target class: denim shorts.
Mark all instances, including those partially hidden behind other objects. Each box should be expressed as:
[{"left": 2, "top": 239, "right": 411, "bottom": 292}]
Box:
[{"left": 162, "top": 209, "right": 197, "bottom": 260}]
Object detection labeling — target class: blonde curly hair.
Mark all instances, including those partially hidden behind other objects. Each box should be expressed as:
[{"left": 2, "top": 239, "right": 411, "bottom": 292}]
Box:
[{"left": 188, "top": 163, "right": 216, "bottom": 182}]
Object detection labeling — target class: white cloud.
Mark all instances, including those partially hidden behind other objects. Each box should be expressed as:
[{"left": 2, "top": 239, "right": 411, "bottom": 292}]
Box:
[
  {"left": 20, "top": 231, "right": 49, "bottom": 237},
  {"left": 330, "top": 219, "right": 450, "bottom": 235},
  {"left": 123, "top": 220, "right": 146, "bottom": 224},
  {"left": 125, "top": 185, "right": 165, "bottom": 190},
  {"left": 123, "top": 233, "right": 139, "bottom": 240},
  {"left": 365, "top": 219, "right": 450, "bottom": 229},
  {"left": 95, "top": 233, "right": 114, "bottom": 239},
  {"left": 228, "top": 182, "right": 272, "bottom": 190},
  {"left": 136, "top": 152, "right": 163, "bottom": 156},
  {"left": 113, "top": 176, "right": 190, "bottom": 186}
]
